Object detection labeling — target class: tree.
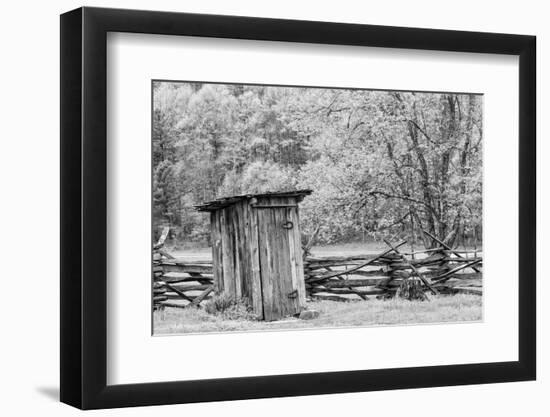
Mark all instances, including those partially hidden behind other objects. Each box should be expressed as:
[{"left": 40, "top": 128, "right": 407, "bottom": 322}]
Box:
[{"left": 152, "top": 81, "right": 483, "bottom": 248}]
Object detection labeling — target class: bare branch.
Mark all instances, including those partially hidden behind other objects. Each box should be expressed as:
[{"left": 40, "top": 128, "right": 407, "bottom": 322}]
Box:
[{"left": 367, "top": 190, "right": 437, "bottom": 214}]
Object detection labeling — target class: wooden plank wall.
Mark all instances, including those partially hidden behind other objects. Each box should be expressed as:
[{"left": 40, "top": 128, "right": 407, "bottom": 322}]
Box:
[
  {"left": 255, "top": 196, "right": 306, "bottom": 321},
  {"left": 209, "top": 196, "right": 308, "bottom": 321},
  {"left": 210, "top": 201, "right": 265, "bottom": 319}
]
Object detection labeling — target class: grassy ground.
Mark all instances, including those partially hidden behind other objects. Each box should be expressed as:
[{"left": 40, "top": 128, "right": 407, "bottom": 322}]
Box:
[
  {"left": 168, "top": 242, "right": 482, "bottom": 260},
  {"left": 169, "top": 242, "right": 388, "bottom": 260},
  {"left": 153, "top": 294, "right": 482, "bottom": 335}
]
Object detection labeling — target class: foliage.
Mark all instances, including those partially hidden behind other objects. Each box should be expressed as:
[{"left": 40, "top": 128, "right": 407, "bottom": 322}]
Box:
[{"left": 152, "top": 82, "right": 483, "bottom": 247}]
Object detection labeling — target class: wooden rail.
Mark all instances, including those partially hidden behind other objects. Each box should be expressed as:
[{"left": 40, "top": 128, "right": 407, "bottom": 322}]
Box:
[{"left": 152, "top": 227, "right": 482, "bottom": 310}]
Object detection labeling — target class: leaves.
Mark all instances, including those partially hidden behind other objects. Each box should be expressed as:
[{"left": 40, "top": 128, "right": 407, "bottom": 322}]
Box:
[{"left": 152, "top": 81, "right": 482, "bottom": 247}]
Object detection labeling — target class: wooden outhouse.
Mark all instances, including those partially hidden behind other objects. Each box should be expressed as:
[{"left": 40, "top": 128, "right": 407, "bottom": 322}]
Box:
[{"left": 195, "top": 190, "right": 312, "bottom": 321}]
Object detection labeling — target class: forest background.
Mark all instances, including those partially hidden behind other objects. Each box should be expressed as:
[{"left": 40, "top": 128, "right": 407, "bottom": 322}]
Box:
[{"left": 152, "top": 81, "right": 483, "bottom": 249}]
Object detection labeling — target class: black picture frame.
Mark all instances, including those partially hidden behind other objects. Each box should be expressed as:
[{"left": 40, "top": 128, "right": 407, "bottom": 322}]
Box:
[{"left": 60, "top": 6, "right": 536, "bottom": 410}]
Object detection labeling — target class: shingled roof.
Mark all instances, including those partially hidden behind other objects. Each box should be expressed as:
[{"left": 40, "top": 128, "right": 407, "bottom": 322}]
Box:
[{"left": 194, "top": 189, "right": 313, "bottom": 212}]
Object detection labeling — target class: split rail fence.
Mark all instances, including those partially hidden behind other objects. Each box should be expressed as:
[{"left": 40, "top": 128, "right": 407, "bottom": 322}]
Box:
[{"left": 153, "top": 229, "right": 482, "bottom": 310}]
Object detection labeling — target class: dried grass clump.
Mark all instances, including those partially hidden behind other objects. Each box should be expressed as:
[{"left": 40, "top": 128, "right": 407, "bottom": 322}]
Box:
[
  {"left": 204, "top": 293, "right": 258, "bottom": 321},
  {"left": 396, "top": 277, "right": 429, "bottom": 301}
]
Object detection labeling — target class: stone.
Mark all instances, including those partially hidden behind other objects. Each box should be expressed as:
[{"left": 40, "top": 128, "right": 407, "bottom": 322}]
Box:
[{"left": 299, "top": 309, "right": 320, "bottom": 320}]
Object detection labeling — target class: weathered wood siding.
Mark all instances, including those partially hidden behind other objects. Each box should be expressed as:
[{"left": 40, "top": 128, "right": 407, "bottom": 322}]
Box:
[
  {"left": 210, "top": 201, "right": 261, "bottom": 315},
  {"left": 210, "top": 195, "right": 307, "bottom": 321},
  {"left": 243, "top": 200, "right": 263, "bottom": 316},
  {"left": 254, "top": 196, "right": 306, "bottom": 321},
  {"left": 210, "top": 210, "right": 223, "bottom": 293},
  {"left": 287, "top": 199, "right": 307, "bottom": 311}
]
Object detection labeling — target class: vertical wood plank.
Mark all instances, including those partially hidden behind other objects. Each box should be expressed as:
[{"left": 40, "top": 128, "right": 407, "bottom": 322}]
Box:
[
  {"left": 266, "top": 197, "right": 278, "bottom": 320},
  {"left": 258, "top": 197, "right": 275, "bottom": 320},
  {"left": 239, "top": 201, "right": 252, "bottom": 306},
  {"left": 271, "top": 200, "right": 283, "bottom": 319},
  {"left": 289, "top": 199, "right": 307, "bottom": 310},
  {"left": 286, "top": 203, "right": 300, "bottom": 312},
  {"left": 220, "top": 208, "right": 235, "bottom": 297},
  {"left": 241, "top": 202, "right": 250, "bottom": 303},
  {"left": 236, "top": 202, "right": 246, "bottom": 301},
  {"left": 228, "top": 206, "right": 237, "bottom": 298},
  {"left": 248, "top": 199, "right": 263, "bottom": 319},
  {"left": 276, "top": 201, "right": 290, "bottom": 317},
  {"left": 278, "top": 197, "right": 296, "bottom": 316},
  {"left": 232, "top": 204, "right": 242, "bottom": 299},
  {"left": 211, "top": 211, "right": 224, "bottom": 293}
]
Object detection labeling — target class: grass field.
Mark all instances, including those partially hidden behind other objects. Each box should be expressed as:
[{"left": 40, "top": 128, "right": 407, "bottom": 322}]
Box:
[
  {"left": 153, "top": 294, "right": 482, "bottom": 335},
  {"left": 169, "top": 242, "right": 389, "bottom": 260},
  {"left": 168, "top": 241, "right": 482, "bottom": 260}
]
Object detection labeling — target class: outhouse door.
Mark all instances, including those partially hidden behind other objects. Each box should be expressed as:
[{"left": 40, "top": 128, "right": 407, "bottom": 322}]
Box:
[{"left": 255, "top": 204, "right": 305, "bottom": 321}]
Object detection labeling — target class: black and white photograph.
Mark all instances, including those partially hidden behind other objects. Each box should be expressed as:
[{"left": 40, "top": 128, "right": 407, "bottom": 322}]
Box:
[
  {"left": 152, "top": 81, "right": 484, "bottom": 334},
  {"left": 0, "top": 0, "right": 543, "bottom": 413}
]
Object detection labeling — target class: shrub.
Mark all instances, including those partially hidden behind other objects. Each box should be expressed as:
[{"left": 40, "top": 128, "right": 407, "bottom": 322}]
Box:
[
  {"left": 204, "top": 294, "right": 258, "bottom": 321},
  {"left": 396, "top": 277, "right": 429, "bottom": 301},
  {"left": 204, "top": 293, "right": 235, "bottom": 315}
]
